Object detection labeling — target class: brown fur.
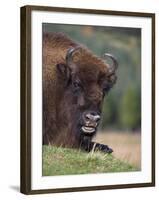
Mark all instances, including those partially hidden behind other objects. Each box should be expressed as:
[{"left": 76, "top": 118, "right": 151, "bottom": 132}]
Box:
[{"left": 43, "top": 32, "right": 116, "bottom": 149}]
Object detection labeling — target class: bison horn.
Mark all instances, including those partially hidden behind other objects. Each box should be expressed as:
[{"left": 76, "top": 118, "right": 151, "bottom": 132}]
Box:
[
  {"left": 103, "top": 53, "right": 118, "bottom": 75},
  {"left": 66, "top": 46, "right": 82, "bottom": 68}
]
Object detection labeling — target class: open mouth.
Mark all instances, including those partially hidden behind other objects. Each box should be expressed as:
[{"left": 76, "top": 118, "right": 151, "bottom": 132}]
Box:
[{"left": 81, "top": 126, "right": 96, "bottom": 134}]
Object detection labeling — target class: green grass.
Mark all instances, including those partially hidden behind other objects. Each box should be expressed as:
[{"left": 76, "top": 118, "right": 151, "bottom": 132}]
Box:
[{"left": 42, "top": 145, "right": 138, "bottom": 176}]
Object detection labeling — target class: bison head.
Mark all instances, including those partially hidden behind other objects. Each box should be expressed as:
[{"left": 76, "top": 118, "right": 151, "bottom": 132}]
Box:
[{"left": 56, "top": 46, "right": 118, "bottom": 145}]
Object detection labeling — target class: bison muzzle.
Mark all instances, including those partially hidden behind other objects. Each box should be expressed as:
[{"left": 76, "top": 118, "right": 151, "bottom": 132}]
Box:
[{"left": 43, "top": 32, "right": 118, "bottom": 154}]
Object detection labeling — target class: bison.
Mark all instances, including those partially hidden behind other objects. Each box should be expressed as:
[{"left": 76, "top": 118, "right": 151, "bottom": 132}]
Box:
[{"left": 43, "top": 32, "right": 118, "bottom": 153}]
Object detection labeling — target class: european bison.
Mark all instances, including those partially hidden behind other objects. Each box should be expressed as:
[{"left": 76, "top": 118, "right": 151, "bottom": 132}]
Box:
[{"left": 43, "top": 32, "right": 118, "bottom": 153}]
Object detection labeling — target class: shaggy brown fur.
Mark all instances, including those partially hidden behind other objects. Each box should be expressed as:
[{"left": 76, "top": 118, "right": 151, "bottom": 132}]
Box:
[{"left": 43, "top": 32, "right": 117, "bottom": 152}]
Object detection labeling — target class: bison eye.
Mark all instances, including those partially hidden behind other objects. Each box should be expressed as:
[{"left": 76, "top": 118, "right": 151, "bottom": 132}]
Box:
[
  {"left": 72, "top": 81, "right": 82, "bottom": 94},
  {"left": 73, "top": 81, "right": 81, "bottom": 88},
  {"left": 102, "top": 83, "right": 111, "bottom": 94}
]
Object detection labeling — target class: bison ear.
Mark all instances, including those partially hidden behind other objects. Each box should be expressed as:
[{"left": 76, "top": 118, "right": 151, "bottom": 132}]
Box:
[{"left": 56, "top": 63, "right": 70, "bottom": 80}]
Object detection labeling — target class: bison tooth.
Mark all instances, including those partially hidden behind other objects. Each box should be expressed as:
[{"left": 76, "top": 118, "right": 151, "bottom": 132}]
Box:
[{"left": 81, "top": 126, "right": 95, "bottom": 133}]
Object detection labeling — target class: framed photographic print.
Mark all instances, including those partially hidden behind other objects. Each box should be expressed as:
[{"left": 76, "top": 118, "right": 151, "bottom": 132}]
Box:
[{"left": 20, "top": 5, "right": 155, "bottom": 194}]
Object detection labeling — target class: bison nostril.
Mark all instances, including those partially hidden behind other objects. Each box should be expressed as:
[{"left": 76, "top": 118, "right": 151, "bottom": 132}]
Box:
[
  {"left": 85, "top": 113, "right": 101, "bottom": 122},
  {"left": 85, "top": 113, "right": 92, "bottom": 121},
  {"left": 93, "top": 115, "right": 100, "bottom": 122},
  {"left": 85, "top": 114, "right": 90, "bottom": 120}
]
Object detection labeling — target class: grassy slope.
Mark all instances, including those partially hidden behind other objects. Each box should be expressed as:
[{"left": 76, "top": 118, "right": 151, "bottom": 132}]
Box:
[{"left": 42, "top": 145, "right": 138, "bottom": 176}]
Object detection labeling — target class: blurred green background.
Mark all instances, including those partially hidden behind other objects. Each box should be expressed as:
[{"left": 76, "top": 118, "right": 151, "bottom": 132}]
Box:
[{"left": 43, "top": 23, "right": 141, "bottom": 132}]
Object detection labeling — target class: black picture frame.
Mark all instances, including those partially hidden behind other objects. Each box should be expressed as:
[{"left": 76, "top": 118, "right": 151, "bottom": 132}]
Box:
[{"left": 20, "top": 5, "right": 155, "bottom": 194}]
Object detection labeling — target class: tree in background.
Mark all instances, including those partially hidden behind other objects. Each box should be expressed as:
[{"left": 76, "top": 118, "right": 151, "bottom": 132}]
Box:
[
  {"left": 119, "top": 86, "right": 141, "bottom": 131},
  {"left": 100, "top": 94, "right": 117, "bottom": 129}
]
